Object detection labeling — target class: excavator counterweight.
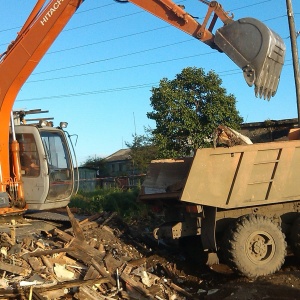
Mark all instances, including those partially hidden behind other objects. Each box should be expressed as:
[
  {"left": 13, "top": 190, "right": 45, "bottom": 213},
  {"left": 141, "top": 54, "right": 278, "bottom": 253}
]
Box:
[{"left": 214, "top": 17, "right": 285, "bottom": 100}]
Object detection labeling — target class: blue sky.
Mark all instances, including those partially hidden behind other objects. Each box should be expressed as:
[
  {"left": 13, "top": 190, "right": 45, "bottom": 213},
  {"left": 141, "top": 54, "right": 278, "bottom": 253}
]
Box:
[{"left": 1, "top": 0, "right": 299, "bottom": 164}]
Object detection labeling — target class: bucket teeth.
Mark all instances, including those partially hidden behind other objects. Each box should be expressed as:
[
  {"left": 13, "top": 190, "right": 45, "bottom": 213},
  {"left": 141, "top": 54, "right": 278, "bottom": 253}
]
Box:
[
  {"left": 253, "top": 40, "right": 285, "bottom": 100},
  {"left": 214, "top": 18, "right": 286, "bottom": 99}
]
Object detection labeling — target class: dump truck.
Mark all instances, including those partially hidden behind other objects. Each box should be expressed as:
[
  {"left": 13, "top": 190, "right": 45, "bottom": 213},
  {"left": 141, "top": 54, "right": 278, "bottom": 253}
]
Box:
[{"left": 139, "top": 129, "right": 300, "bottom": 277}]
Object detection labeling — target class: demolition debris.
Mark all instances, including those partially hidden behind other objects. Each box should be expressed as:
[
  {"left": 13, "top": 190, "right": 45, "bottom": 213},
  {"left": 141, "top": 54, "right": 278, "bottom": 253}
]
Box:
[
  {"left": 0, "top": 207, "right": 203, "bottom": 300},
  {"left": 1, "top": 207, "right": 300, "bottom": 300}
]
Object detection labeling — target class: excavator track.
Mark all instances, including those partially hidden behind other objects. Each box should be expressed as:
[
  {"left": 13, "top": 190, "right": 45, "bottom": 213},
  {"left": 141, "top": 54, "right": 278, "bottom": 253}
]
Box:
[{"left": 24, "top": 211, "right": 71, "bottom": 222}]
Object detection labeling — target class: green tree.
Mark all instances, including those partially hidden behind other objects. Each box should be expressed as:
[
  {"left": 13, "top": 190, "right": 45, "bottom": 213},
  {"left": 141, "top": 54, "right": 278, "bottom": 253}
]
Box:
[
  {"left": 126, "top": 129, "right": 158, "bottom": 173},
  {"left": 147, "top": 67, "right": 243, "bottom": 158}
]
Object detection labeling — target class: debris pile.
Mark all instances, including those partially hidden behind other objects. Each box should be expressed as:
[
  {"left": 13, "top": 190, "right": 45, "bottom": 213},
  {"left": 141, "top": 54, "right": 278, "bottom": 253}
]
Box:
[
  {"left": 213, "top": 125, "right": 253, "bottom": 148},
  {"left": 0, "top": 208, "right": 205, "bottom": 300}
]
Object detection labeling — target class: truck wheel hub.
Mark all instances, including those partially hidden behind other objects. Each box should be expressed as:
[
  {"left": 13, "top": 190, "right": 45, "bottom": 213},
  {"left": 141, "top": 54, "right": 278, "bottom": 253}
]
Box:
[
  {"left": 251, "top": 237, "right": 267, "bottom": 256},
  {"left": 247, "top": 232, "right": 275, "bottom": 263}
]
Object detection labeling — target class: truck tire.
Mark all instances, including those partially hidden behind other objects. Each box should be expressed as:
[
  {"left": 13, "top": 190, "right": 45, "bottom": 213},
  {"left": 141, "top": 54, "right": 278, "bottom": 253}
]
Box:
[
  {"left": 222, "top": 214, "right": 286, "bottom": 277},
  {"left": 290, "top": 216, "right": 300, "bottom": 261}
]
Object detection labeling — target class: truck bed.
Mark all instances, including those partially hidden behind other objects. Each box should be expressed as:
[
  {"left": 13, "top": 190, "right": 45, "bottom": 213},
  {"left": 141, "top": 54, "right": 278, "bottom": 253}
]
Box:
[{"left": 140, "top": 140, "right": 300, "bottom": 209}]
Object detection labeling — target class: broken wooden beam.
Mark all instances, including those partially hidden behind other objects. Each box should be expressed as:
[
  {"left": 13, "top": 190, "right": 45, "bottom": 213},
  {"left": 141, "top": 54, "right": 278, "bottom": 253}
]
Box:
[
  {"left": 33, "top": 277, "right": 110, "bottom": 293},
  {"left": 66, "top": 206, "right": 85, "bottom": 241},
  {"left": 0, "top": 261, "right": 31, "bottom": 276},
  {"left": 91, "top": 258, "right": 116, "bottom": 287},
  {"left": 22, "top": 247, "right": 76, "bottom": 259},
  {"left": 169, "top": 282, "right": 194, "bottom": 299},
  {"left": 52, "top": 228, "right": 105, "bottom": 264},
  {"left": 120, "top": 272, "right": 155, "bottom": 300}
]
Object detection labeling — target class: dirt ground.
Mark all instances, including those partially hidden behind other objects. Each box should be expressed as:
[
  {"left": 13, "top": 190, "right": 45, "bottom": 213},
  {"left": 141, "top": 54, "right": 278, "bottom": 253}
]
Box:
[{"left": 94, "top": 214, "right": 300, "bottom": 300}]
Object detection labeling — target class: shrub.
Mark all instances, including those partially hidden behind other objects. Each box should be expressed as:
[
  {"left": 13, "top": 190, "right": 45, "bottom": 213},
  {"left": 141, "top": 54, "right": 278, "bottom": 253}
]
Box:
[{"left": 69, "top": 187, "right": 149, "bottom": 221}]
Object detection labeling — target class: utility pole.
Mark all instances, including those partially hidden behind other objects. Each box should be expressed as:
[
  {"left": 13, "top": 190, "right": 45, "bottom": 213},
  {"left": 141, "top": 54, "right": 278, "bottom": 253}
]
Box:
[{"left": 286, "top": 0, "right": 300, "bottom": 126}]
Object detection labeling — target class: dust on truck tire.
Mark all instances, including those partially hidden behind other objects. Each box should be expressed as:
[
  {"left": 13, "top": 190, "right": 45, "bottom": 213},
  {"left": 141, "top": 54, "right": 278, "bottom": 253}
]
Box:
[{"left": 222, "top": 214, "right": 286, "bottom": 278}]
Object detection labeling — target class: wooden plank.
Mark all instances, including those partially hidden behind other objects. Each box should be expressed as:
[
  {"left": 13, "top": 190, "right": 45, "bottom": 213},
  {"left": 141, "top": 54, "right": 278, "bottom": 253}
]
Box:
[
  {"left": 79, "top": 213, "right": 102, "bottom": 225},
  {"left": 53, "top": 229, "right": 105, "bottom": 265},
  {"left": 65, "top": 213, "right": 102, "bottom": 233},
  {"left": 34, "top": 278, "right": 110, "bottom": 293},
  {"left": 22, "top": 247, "right": 76, "bottom": 259},
  {"left": 120, "top": 273, "right": 155, "bottom": 299},
  {"left": 169, "top": 282, "right": 194, "bottom": 299},
  {"left": 41, "top": 255, "right": 54, "bottom": 274},
  {"left": 32, "top": 290, "right": 47, "bottom": 300},
  {"left": 66, "top": 206, "right": 85, "bottom": 241},
  {"left": 28, "top": 257, "right": 43, "bottom": 272},
  {"left": 78, "top": 286, "right": 103, "bottom": 300},
  {"left": 127, "top": 257, "right": 147, "bottom": 267},
  {"left": 91, "top": 258, "right": 116, "bottom": 287},
  {"left": 0, "top": 261, "right": 30, "bottom": 276},
  {"left": 84, "top": 265, "right": 100, "bottom": 280},
  {"left": 52, "top": 228, "right": 73, "bottom": 242}
]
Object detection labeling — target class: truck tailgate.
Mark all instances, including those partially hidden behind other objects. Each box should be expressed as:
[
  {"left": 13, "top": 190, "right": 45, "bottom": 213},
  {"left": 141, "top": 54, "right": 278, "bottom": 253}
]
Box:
[{"left": 140, "top": 157, "right": 193, "bottom": 201}]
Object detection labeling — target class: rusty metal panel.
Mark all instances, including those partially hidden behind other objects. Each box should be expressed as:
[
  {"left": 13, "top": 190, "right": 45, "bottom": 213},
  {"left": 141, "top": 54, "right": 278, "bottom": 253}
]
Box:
[{"left": 180, "top": 140, "right": 300, "bottom": 209}]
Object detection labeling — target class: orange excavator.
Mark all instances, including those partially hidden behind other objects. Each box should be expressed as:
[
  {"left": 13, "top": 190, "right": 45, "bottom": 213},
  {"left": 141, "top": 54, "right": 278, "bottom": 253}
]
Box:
[{"left": 0, "top": 0, "right": 285, "bottom": 215}]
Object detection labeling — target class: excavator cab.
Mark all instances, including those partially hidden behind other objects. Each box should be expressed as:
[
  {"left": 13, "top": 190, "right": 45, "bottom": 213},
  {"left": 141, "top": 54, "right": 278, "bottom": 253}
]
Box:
[
  {"left": 13, "top": 124, "right": 76, "bottom": 210},
  {"left": 214, "top": 18, "right": 285, "bottom": 100}
]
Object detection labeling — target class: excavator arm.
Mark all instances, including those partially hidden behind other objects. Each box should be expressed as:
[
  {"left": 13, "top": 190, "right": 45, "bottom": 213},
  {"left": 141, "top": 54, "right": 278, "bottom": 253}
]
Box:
[
  {"left": 127, "top": 0, "right": 232, "bottom": 47},
  {"left": 0, "top": 0, "right": 285, "bottom": 210},
  {"left": 127, "top": 0, "right": 285, "bottom": 99}
]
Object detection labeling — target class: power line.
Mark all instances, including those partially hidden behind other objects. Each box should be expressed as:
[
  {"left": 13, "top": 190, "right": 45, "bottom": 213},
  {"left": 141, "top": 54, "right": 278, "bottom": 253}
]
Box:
[
  {"left": 17, "top": 62, "right": 294, "bottom": 103},
  {"left": 28, "top": 51, "right": 216, "bottom": 83},
  {"left": 63, "top": 11, "right": 144, "bottom": 32},
  {"left": 31, "top": 39, "right": 196, "bottom": 76},
  {"left": 229, "top": 0, "right": 272, "bottom": 12},
  {"left": 16, "top": 82, "right": 158, "bottom": 102},
  {"left": 76, "top": 2, "right": 116, "bottom": 14},
  {"left": 46, "top": 26, "right": 170, "bottom": 55}
]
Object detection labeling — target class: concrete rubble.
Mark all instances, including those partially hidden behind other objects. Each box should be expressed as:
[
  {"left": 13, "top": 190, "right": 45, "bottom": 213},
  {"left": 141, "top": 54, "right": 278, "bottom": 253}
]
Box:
[{"left": 0, "top": 207, "right": 200, "bottom": 300}]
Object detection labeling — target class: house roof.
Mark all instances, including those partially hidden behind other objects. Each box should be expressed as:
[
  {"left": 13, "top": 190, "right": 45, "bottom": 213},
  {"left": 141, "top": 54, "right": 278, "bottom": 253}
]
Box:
[
  {"left": 240, "top": 118, "right": 298, "bottom": 143},
  {"left": 241, "top": 118, "right": 297, "bottom": 129},
  {"left": 104, "top": 149, "right": 132, "bottom": 162}
]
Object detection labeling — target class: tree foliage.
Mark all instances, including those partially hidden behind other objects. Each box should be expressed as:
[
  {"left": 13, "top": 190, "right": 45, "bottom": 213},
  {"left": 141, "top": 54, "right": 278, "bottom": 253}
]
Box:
[
  {"left": 80, "top": 156, "right": 108, "bottom": 177},
  {"left": 147, "top": 67, "right": 243, "bottom": 158},
  {"left": 126, "top": 130, "right": 158, "bottom": 173}
]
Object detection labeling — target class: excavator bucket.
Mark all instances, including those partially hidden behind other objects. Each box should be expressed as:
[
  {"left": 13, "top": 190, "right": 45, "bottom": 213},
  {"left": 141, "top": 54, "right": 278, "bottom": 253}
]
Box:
[{"left": 214, "top": 18, "right": 285, "bottom": 100}]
